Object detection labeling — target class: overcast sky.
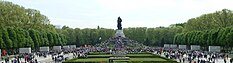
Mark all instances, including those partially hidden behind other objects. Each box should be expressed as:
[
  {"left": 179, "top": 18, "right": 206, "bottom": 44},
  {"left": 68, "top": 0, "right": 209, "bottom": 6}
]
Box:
[{"left": 4, "top": 0, "right": 233, "bottom": 29}]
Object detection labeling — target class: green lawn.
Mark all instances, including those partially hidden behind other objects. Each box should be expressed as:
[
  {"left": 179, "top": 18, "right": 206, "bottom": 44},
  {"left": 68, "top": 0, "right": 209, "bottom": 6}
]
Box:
[
  {"left": 74, "top": 58, "right": 108, "bottom": 62},
  {"left": 64, "top": 53, "right": 177, "bottom": 63},
  {"left": 127, "top": 54, "right": 153, "bottom": 56},
  {"left": 130, "top": 58, "right": 167, "bottom": 61},
  {"left": 87, "top": 54, "right": 155, "bottom": 58},
  {"left": 88, "top": 54, "right": 112, "bottom": 57},
  {"left": 229, "top": 54, "right": 233, "bottom": 58},
  {"left": 73, "top": 58, "right": 167, "bottom": 62}
]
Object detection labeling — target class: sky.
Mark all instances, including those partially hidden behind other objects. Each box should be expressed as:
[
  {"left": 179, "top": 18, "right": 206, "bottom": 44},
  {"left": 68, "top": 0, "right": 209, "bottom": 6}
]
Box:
[{"left": 4, "top": 0, "right": 233, "bottom": 29}]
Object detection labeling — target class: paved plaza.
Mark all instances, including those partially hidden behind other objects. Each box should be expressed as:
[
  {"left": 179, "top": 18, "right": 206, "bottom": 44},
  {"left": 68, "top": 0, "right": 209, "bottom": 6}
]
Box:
[
  {"left": 0, "top": 53, "right": 74, "bottom": 63},
  {"left": 1, "top": 52, "right": 232, "bottom": 63},
  {"left": 159, "top": 53, "right": 232, "bottom": 63}
]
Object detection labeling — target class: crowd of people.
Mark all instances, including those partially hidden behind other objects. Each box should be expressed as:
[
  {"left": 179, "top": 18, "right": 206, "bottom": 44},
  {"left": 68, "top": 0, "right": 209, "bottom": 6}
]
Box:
[
  {"left": 153, "top": 48, "right": 233, "bottom": 63},
  {"left": 1, "top": 46, "right": 232, "bottom": 63},
  {"left": 2, "top": 53, "right": 37, "bottom": 63},
  {"left": 1, "top": 36, "right": 233, "bottom": 63}
]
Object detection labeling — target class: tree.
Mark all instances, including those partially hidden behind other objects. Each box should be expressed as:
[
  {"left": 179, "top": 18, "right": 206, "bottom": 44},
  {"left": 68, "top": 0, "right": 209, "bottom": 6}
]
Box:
[{"left": 2, "top": 28, "right": 12, "bottom": 49}]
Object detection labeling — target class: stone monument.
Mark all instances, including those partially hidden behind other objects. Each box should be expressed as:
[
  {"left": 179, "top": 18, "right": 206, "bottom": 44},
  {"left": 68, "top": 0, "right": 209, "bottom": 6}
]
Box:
[
  {"left": 40, "top": 47, "right": 49, "bottom": 52},
  {"left": 179, "top": 45, "right": 187, "bottom": 50},
  {"left": 63, "top": 45, "right": 70, "bottom": 49},
  {"left": 70, "top": 45, "right": 76, "bottom": 49},
  {"left": 0, "top": 49, "right": 1, "bottom": 58},
  {"left": 115, "top": 17, "right": 125, "bottom": 37},
  {"left": 96, "top": 17, "right": 145, "bottom": 48},
  {"left": 53, "top": 46, "right": 62, "bottom": 51},
  {"left": 109, "top": 17, "right": 129, "bottom": 62},
  {"left": 191, "top": 45, "right": 200, "bottom": 50},
  {"left": 209, "top": 46, "right": 221, "bottom": 52},
  {"left": 95, "top": 17, "right": 146, "bottom": 62},
  {"left": 19, "top": 48, "right": 31, "bottom": 53},
  {"left": 113, "top": 17, "right": 126, "bottom": 56}
]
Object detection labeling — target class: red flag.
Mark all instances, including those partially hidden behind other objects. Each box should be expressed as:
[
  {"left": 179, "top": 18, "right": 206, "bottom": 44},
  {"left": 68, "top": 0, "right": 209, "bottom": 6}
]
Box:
[{"left": 3, "top": 49, "right": 6, "bottom": 56}]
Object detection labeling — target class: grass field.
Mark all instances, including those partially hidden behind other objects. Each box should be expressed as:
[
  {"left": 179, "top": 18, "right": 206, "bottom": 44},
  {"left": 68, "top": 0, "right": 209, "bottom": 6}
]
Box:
[
  {"left": 74, "top": 58, "right": 108, "bottom": 62},
  {"left": 64, "top": 53, "right": 178, "bottom": 63},
  {"left": 87, "top": 54, "right": 153, "bottom": 57},
  {"left": 87, "top": 54, "right": 112, "bottom": 57},
  {"left": 73, "top": 58, "right": 167, "bottom": 62},
  {"left": 126, "top": 54, "right": 153, "bottom": 56},
  {"left": 130, "top": 58, "right": 167, "bottom": 61},
  {"left": 229, "top": 54, "right": 233, "bottom": 58}
]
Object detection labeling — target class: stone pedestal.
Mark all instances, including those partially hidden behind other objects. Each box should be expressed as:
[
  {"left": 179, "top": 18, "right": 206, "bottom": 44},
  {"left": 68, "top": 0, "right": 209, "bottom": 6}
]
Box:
[{"left": 115, "top": 30, "right": 125, "bottom": 37}]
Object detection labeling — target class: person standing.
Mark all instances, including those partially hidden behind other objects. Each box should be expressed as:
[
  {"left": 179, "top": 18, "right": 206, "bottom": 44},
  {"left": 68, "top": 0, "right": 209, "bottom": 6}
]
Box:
[
  {"left": 230, "top": 58, "right": 233, "bottom": 63},
  {"left": 224, "top": 54, "right": 227, "bottom": 63},
  {"left": 35, "top": 59, "right": 38, "bottom": 63},
  {"left": 5, "top": 58, "right": 8, "bottom": 63},
  {"left": 183, "top": 57, "right": 185, "bottom": 63},
  {"left": 52, "top": 54, "right": 54, "bottom": 60},
  {"left": 13, "top": 58, "right": 17, "bottom": 63},
  {"left": 17, "top": 56, "right": 20, "bottom": 63},
  {"left": 224, "top": 58, "right": 227, "bottom": 63}
]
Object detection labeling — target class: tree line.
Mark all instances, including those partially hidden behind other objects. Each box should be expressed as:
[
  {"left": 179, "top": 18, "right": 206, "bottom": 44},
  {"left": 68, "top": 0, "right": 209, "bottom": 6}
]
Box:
[
  {"left": 174, "top": 27, "right": 233, "bottom": 50},
  {"left": 123, "top": 27, "right": 183, "bottom": 46},
  {"left": 0, "top": 1, "right": 67, "bottom": 54},
  {"left": 60, "top": 9, "right": 233, "bottom": 50},
  {"left": 184, "top": 9, "right": 233, "bottom": 32},
  {"left": 1, "top": 1, "right": 233, "bottom": 54},
  {"left": 173, "top": 9, "right": 233, "bottom": 51},
  {"left": 59, "top": 26, "right": 115, "bottom": 46},
  {"left": 0, "top": 27, "right": 67, "bottom": 49}
]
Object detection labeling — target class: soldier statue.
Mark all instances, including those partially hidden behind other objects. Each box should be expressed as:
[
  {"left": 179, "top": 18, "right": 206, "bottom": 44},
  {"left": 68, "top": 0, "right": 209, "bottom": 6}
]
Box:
[{"left": 117, "top": 17, "right": 122, "bottom": 30}]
